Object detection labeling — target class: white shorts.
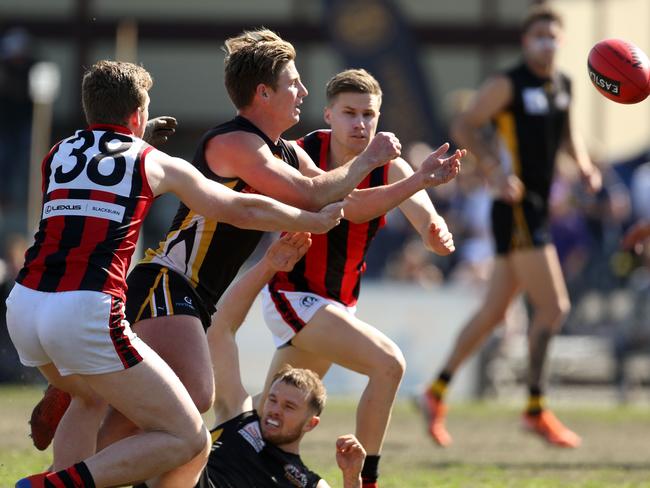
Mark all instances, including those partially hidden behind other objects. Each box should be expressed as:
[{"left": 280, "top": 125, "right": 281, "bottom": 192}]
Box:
[
  {"left": 261, "top": 286, "right": 356, "bottom": 348},
  {"left": 6, "top": 283, "right": 151, "bottom": 376}
]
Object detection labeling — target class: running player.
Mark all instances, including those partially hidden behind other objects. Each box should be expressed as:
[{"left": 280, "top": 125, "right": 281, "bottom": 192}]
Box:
[
  {"left": 193, "top": 232, "right": 366, "bottom": 488},
  {"left": 259, "top": 68, "right": 463, "bottom": 488},
  {"left": 9, "top": 60, "right": 343, "bottom": 488},
  {"left": 420, "top": 5, "right": 602, "bottom": 448}
]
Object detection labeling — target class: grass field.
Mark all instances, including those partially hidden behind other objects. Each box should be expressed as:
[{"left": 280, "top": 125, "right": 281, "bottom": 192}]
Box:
[{"left": 2, "top": 385, "right": 650, "bottom": 487}]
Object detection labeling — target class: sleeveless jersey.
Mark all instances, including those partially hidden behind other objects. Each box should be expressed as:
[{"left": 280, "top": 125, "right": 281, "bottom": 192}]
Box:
[
  {"left": 493, "top": 61, "right": 571, "bottom": 205},
  {"left": 16, "top": 125, "right": 154, "bottom": 301},
  {"left": 197, "top": 410, "right": 321, "bottom": 488},
  {"left": 269, "top": 130, "right": 388, "bottom": 307},
  {"left": 139, "top": 116, "right": 299, "bottom": 311}
]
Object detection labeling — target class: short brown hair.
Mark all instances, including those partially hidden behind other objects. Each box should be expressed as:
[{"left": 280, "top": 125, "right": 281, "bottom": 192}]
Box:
[
  {"left": 326, "top": 68, "right": 382, "bottom": 105},
  {"left": 223, "top": 28, "right": 296, "bottom": 109},
  {"left": 81, "top": 60, "right": 152, "bottom": 125},
  {"left": 271, "top": 366, "right": 327, "bottom": 415},
  {"left": 522, "top": 5, "right": 563, "bottom": 34}
]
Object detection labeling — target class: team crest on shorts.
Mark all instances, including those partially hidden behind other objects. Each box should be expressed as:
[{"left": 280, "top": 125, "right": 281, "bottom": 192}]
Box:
[{"left": 300, "top": 296, "right": 318, "bottom": 308}]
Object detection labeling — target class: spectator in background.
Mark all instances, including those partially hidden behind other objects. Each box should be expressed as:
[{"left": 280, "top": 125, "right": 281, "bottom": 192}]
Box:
[{"left": 0, "top": 27, "right": 36, "bottom": 209}]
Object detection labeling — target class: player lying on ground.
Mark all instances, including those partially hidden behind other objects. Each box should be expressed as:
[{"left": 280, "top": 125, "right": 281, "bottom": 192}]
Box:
[{"left": 196, "top": 232, "right": 366, "bottom": 488}]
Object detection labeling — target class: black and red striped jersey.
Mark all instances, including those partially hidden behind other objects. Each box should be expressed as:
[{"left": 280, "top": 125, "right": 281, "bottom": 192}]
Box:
[
  {"left": 139, "top": 116, "right": 299, "bottom": 313},
  {"left": 269, "top": 130, "right": 388, "bottom": 307},
  {"left": 16, "top": 124, "right": 154, "bottom": 301}
]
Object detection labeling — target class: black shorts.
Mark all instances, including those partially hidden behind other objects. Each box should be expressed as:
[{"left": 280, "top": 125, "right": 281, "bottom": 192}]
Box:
[
  {"left": 125, "top": 264, "right": 213, "bottom": 330},
  {"left": 491, "top": 196, "right": 552, "bottom": 255}
]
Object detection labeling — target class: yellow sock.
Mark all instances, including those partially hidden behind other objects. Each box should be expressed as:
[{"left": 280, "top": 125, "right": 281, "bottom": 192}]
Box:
[
  {"left": 430, "top": 378, "right": 449, "bottom": 400},
  {"left": 526, "top": 395, "right": 545, "bottom": 414}
]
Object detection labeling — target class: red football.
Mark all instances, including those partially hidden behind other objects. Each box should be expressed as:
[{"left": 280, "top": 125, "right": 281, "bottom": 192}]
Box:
[{"left": 587, "top": 38, "right": 650, "bottom": 104}]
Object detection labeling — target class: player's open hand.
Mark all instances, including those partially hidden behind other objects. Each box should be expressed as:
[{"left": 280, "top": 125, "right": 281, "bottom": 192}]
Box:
[
  {"left": 418, "top": 143, "right": 463, "bottom": 188},
  {"left": 143, "top": 116, "right": 177, "bottom": 146},
  {"left": 265, "top": 232, "right": 312, "bottom": 271},
  {"left": 335, "top": 434, "right": 366, "bottom": 479},
  {"left": 363, "top": 132, "right": 401, "bottom": 168},
  {"left": 425, "top": 217, "right": 455, "bottom": 255}
]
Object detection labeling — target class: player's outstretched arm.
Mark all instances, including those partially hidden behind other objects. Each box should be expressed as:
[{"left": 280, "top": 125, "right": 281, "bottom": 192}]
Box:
[
  {"left": 207, "top": 233, "right": 312, "bottom": 424},
  {"left": 343, "top": 143, "right": 463, "bottom": 223},
  {"left": 146, "top": 149, "right": 343, "bottom": 234},
  {"left": 379, "top": 156, "right": 455, "bottom": 256},
  {"left": 205, "top": 131, "right": 400, "bottom": 211}
]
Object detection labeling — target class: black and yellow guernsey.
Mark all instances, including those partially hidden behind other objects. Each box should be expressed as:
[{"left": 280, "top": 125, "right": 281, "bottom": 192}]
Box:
[
  {"left": 139, "top": 116, "right": 299, "bottom": 313},
  {"left": 491, "top": 61, "right": 571, "bottom": 253},
  {"left": 195, "top": 410, "right": 321, "bottom": 488}
]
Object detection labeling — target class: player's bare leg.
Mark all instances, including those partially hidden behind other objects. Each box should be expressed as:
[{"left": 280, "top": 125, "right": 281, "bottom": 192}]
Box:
[
  {"left": 33, "top": 365, "right": 107, "bottom": 469},
  {"left": 98, "top": 315, "right": 213, "bottom": 448},
  {"left": 33, "top": 343, "right": 210, "bottom": 487},
  {"left": 443, "top": 256, "right": 520, "bottom": 372},
  {"left": 512, "top": 245, "right": 580, "bottom": 448},
  {"left": 265, "top": 306, "right": 404, "bottom": 471},
  {"left": 422, "top": 256, "right": 520, "bottom": 446}
]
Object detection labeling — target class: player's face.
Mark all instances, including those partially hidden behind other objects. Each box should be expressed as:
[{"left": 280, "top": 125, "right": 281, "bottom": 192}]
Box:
[
  {"left": 522, "top": 20, "right": 563, "bottom": 68},
  {"left": 260, "top": 381, "right": 317, "bottom": 446},
  {"left": 325, "top": 92, "right": 381, "bottom": 156},
  {"left": 267, "top": 60, "right": 308, "bottom": 130}
]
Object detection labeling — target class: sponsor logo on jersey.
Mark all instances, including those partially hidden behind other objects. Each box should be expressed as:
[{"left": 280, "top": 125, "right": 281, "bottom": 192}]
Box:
[
  {"left": 42, "top": 198, "right": 126, "bottom": 222},
  {"left": 238, "top": 420, "right": 265, "bottom": 453},
  {"left": 284, "top": 464, "right": 309, "bottom": 487},
  {"left": 522, "top": 87, "right": 550, "bottom": 114}
]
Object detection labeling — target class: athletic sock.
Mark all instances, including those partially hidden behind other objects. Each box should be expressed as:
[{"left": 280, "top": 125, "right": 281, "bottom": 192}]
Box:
[
  {"left": 45, "top": 462, "right": 96, "bottom": 488},
  {"left": 361, "top": 454, "right": 380, "bottom": 487},
  {"left": 526, "top": 386, "right": 545, "bottom": 416},
  {"left": 430, "top": 370, "right": 453, "bottom": 400}
]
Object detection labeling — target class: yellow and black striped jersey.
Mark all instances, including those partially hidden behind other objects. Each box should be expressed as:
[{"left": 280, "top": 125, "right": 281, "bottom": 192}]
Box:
[{"left": 139, "top": 116, "right": 299, "bottom": 315}]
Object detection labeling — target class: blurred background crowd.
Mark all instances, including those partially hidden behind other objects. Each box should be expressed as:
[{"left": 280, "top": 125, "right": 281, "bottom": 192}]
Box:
[{"left": 1, "top": 0, "right": 650, "bottom": 400}]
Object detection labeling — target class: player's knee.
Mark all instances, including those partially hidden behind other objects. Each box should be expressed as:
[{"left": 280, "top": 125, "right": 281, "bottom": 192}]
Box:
[
  {"left": 188, "top": 381, "right": 215, "bottom": 414},
  {"left": 378, "top": 343, "right": 406, "bottom": 384},
  {"left": 176, "top": 424, "right": 211, "bottom": 465},
  {"left": 538, "top": 299, "right": 571, "bottom": 330},
  {"left": 72, "top": 390, "right": 106, "bottom": 413}
]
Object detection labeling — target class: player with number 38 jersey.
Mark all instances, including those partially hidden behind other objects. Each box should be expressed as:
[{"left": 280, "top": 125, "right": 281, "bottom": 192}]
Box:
[{"left": 17, "top": 125, "right": 154, "bottom": 301}]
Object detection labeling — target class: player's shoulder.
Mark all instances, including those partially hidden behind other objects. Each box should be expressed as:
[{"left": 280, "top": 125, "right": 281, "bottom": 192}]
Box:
[{"left": 205, "top": 129, "right": 269, "bottom": 165}]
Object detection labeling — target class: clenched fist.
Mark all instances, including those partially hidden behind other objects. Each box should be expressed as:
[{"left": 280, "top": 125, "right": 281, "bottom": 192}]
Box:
[
  {"left": 362, "top": 132, "right": 402, "bottom": 168},
  {"left": 143, "top": 116, "right": 177, "bottom": 146}
]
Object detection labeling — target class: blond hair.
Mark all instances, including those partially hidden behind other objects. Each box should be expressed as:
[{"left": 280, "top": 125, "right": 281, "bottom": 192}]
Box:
[
  {"left": 223, "top": 28, "right": 296, "bottom": 108},
  {"left": 271, "top": 365, "right": 327, "bottom": 415}
]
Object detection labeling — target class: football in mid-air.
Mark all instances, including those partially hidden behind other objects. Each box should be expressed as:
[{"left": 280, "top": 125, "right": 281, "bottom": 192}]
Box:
[{"left": 587, "top": 38, "right": 650, "bottom": 104}]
